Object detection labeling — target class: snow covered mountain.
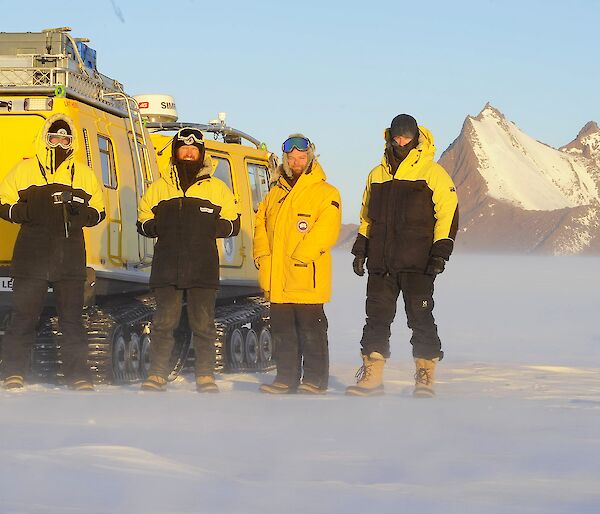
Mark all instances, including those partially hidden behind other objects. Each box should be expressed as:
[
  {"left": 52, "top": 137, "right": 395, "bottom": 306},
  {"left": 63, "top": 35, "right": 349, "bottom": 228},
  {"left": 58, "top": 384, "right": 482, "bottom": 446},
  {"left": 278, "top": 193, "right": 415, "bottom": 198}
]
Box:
[{"left": 439, "top": 104, "right": 600, "bottom": 254}]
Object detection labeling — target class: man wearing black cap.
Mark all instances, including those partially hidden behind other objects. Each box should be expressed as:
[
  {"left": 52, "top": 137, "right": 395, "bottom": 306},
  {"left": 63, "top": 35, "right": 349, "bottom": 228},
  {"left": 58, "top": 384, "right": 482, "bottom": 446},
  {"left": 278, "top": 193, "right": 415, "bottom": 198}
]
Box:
[
  {"left": 346, "top": 114, "right": 459, "bottom": 398},
  {"left": 137, "top": 128, "right": 240, "bottom": 392},
  {"left": 0, "top": 114, "right": 105, "bottom": 390}
]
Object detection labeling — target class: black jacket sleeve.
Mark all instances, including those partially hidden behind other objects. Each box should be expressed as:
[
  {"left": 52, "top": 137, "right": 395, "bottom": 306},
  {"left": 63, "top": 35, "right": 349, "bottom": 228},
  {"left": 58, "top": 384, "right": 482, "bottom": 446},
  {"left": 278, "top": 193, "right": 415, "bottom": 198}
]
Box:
[{"left": 216, "top": 214, "right": 240, "bottom": 238}]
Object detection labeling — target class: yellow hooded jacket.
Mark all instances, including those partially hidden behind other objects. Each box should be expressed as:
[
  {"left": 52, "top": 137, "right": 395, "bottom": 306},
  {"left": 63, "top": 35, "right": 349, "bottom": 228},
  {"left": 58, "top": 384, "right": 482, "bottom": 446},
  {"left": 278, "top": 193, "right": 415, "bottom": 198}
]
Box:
[
  {"left": 137, "top": 153, "right": 240, "bottom": 289},
  {"left": 0, "top": 114, "right": 105, "bottom": 281},
  {"left": 253, "top": 161, "right": 341, "bottom": 304},
  {"left": 352, "top": 125, "right": 459, "bottom": 273}
]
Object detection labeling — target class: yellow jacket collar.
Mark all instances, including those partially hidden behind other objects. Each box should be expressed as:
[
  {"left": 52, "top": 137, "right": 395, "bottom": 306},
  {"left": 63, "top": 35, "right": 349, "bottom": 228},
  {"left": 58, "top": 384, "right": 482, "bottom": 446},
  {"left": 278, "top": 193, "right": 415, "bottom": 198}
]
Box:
[{"left": 381, "top": 125, "right": 437, "bottom": 171}]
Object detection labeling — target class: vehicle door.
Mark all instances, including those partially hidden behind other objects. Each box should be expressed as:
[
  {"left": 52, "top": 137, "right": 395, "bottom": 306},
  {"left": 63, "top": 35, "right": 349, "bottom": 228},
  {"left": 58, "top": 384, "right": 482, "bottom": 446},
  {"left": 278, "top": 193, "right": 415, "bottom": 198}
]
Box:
[
  {"left": 211, "top": 153, "right": 244, "bottom": 268},
  {"left": 96, "top": 132, "right": 123, "bottom": 265}
]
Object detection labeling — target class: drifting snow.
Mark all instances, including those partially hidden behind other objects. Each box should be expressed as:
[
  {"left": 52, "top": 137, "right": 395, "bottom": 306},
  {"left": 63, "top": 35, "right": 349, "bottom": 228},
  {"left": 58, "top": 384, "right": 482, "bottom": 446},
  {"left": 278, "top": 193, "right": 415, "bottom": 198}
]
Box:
[
  {"left": 1, "top": 251, "right": 599, "bottom": 514},
  {"left": 470, "top": 106, "right": 599, "bottom": 211}
]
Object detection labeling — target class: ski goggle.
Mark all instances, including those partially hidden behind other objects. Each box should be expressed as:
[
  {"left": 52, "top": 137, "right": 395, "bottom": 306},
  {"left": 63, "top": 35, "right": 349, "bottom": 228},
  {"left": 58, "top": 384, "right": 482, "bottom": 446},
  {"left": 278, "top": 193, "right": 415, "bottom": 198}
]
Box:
[
  {"left": 176, "top": 128, "right": 204, "bottom": 146},
  {"left": 282, "top": 136, "right": 311, "bottom": 153},
  {"left": 46, "top": 128, "right": 73, "bottom": 149}
]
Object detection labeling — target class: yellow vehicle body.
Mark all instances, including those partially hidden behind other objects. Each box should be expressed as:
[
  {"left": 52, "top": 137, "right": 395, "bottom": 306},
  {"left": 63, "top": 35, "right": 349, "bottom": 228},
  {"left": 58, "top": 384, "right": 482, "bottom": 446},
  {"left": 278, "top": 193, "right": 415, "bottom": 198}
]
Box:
[
  {"left": 0, "top": 29, "right": 275, "bottom": 382},
  {"left": 0, "top": 100, "right": 272, "bottom": 292}
]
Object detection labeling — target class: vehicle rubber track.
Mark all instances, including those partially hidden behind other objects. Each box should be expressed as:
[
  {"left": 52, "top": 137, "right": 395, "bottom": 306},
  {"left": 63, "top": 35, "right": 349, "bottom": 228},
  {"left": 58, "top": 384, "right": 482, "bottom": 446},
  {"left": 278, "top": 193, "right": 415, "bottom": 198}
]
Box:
[
  {"left": 31, "top": 294, "right": 190, "bottom": 384},
  {"left": 212, "top": 296, "right": 274, "bottom": 373},
  {"left": 7, "top": 295, "right": 272, "bottom": 384}
]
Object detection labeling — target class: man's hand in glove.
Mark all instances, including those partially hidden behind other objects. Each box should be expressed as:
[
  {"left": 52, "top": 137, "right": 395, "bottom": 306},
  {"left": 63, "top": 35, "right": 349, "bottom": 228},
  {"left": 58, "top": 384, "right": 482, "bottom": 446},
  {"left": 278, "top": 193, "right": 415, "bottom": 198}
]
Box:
[
  {"left": 10, "top": 203, "right": 30, "bottom": 224},
  {"left": 425, "top": 256, "right": 446, "bottom": 276},
  {"left": 352, "top": 256, "right": 366, "bottom": 276}
]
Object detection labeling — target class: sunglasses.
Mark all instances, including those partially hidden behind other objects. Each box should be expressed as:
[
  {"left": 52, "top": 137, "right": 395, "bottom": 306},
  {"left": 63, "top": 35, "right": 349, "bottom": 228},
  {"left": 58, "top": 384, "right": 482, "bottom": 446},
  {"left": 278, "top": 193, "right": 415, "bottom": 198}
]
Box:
[
  {"left": 282, "top": 136, "right": 311, "bottom": 153},
  {"left": 46, "top": 129, "right": 73, "bottom": 149},
  {"left": 177, "top": 128, "right": 204, "bottom": 146}
]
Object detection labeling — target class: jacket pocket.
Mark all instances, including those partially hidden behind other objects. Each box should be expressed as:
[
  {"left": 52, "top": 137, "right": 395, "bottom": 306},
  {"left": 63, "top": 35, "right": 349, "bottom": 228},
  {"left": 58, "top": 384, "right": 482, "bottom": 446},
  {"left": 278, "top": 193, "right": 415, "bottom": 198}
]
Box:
[
  {"left": 284, "top": 257, "right": 314, "bottom": 292},
  {"left": 404, "top": 181, "right": 433, "bottom": 225},
  {"left": 258, "top": 255, "right": 272, "bottom": 292}
]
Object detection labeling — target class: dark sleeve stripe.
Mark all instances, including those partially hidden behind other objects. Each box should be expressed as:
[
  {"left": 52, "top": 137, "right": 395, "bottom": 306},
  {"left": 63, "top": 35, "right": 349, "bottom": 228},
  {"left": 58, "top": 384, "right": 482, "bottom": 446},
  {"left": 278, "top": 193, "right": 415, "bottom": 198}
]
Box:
[
  {"left": 230, "top": 215, "right": 241, "bottom": 237},
  {"left": 449, "top": 206, "right": 459, "bottom": 240}
]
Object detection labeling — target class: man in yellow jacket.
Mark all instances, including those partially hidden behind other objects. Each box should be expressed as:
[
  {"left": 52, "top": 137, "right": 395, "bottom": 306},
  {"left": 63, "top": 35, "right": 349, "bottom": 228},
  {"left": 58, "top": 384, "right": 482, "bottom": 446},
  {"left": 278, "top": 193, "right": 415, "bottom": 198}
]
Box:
[
  {"left": 254, "top": 134, "right": 341, "bottom": 394},
  {"left": 0, "top": 114, "right": 105, "bottom": 390},
  {"left": 137, "top": 127, "right": 240, "bottom": 393},
  {"left": 346, "top": 115, "right": 459, "bottom": 398}
]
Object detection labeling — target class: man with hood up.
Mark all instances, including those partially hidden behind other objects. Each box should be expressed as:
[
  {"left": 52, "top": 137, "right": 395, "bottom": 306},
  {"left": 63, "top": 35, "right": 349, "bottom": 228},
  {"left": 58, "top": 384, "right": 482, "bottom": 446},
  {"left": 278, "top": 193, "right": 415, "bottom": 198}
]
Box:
[
  {"left": 346, "top": 115, "right": 459, "bottom": 398},
  {"left": 137, "top": 127, "right": 240, "bottom": 392},
  {"left": 0, "top": 114, "right": 106, "bottom": 390},
  {"left": 253, "top": 134, "right": 341, "bottom": 394}
]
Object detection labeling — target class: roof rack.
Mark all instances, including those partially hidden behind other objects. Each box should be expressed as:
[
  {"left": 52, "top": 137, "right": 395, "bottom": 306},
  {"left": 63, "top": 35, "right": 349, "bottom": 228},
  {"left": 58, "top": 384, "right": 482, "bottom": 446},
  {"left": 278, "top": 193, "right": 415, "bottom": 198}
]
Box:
[
  {"left": 145, "top": 122, "right": 263, "bottom": 149},
  {"left": 0, "top": 28, "right": 130, "bottom": 117}
]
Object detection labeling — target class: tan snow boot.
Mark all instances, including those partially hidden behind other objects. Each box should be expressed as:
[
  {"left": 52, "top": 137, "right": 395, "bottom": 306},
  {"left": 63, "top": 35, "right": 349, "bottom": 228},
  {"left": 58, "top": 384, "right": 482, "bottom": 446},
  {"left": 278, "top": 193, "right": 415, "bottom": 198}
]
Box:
[
  {"left": 345, "top": 352, "right": 385, "bottom": 396},
  {"left": 69, "top": 379, "right": 95, "bottom": 391},
  {"left": 3, "top": 375, "right": 24, "bottom": 390},
  {"left": 413, "top": 357, "right": 439, "bottom": 398},
  {"left": 196, "top": 375, "right": 219, "bottom": 393},
  {"left": 141, "top": 375, "right": 167, "bottom": 392},
  {"left": 297, "top": 382, "right": 327, "bottom": 395},
  {"left": 259, "top": 381, "right": 294, "bottom": 394}
]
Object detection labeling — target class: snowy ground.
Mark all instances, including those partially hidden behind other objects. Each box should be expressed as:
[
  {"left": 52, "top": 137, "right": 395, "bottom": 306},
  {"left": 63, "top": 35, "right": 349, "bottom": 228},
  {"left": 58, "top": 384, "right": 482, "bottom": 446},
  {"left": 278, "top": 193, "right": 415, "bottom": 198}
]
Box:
[{"left": 1, "top": 251, "right": 599, "bottom": 514}]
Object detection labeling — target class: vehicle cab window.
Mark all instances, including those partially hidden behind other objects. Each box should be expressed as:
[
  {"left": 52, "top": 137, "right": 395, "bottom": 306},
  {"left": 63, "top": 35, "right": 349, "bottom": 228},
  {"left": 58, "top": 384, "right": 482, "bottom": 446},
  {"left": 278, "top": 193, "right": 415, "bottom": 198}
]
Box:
[
  {"left": 247, "top": 162, "right": 270, "bottom": 212},
  {"left": 211, "top": 156, "right": 233, "bottom": 192},
  {"left": 98, "top": 135, "right": 117, "bottom": 189}
]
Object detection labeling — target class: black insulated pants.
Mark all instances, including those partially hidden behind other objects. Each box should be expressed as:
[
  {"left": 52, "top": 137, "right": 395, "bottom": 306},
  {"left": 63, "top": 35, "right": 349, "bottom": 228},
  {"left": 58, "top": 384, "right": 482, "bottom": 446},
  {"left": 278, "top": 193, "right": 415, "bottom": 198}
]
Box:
[
  {"left": 271, "top": 303, "right": 329, "bottom": 389},
  {"left": 2, "top": 277, "right": 91, "bottom": 381},
  {"left": 360, "top": 271, "right": 443, "bottom": 360},
  {"left": 150, "top": 286, "right": 217, "bottom": 379}
]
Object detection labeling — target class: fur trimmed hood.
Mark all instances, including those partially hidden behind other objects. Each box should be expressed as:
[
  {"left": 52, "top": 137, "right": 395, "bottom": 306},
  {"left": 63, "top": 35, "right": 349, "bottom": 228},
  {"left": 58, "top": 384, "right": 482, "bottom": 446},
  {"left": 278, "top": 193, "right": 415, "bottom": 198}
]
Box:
[
  {"left": 35, "top": 113, "right": 77, "bottom": 174},
  {"left": 280, "top": 133, "right": 316, "bottom": 179}
]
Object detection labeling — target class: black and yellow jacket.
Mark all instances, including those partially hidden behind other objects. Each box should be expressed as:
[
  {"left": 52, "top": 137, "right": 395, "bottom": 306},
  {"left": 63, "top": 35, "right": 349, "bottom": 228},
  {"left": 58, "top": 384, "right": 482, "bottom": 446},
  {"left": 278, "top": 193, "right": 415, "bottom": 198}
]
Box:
[
  {"left": 0, "top": 114, "right": 105, "bottom": 281},
  {"left": 253, "top": 161, "right": 341, "bottom": 304},
  {"left": 352, "top": 126, "right": 459, "bottom": 274},
  {"left": 137, "top": 154, "right": 241, "bottom": 289}
]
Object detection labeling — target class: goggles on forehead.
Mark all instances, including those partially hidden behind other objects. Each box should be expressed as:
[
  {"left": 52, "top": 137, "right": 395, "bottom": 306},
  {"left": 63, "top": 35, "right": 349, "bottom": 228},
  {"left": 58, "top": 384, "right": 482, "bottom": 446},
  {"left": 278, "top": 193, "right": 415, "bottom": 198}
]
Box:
[
  {"left": 46, "top": 128, "right": 73, "bottom": 149},
  {"left": 282, "top": 136, "right": 311, "bottom": 153},
  {"left": 176, "top": 128, "right": 204, "bottom": 146}
]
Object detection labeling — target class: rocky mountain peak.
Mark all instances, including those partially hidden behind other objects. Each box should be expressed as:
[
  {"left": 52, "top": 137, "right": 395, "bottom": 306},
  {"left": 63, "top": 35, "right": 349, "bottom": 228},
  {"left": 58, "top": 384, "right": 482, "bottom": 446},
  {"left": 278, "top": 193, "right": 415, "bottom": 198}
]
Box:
[
  {"left": 438, "top": 105, "right": 600, "bottom": 255},
  {"left": 560, "top": 120, "right": 600, "bottom": 160}
]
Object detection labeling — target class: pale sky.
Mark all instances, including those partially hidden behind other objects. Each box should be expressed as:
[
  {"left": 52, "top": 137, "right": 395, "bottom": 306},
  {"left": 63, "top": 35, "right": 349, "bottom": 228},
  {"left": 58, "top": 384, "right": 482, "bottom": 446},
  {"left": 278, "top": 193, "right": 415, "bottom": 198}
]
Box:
[{"left": 2, "top": 0, "right": 598, "bottom": 221}]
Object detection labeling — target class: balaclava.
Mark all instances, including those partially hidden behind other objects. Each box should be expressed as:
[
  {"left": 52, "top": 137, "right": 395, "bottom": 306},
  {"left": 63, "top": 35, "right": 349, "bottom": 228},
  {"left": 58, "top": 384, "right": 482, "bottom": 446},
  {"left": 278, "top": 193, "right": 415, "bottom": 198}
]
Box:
[
  {"left": 46, "top": 119, "right": 73, "bottom": 171},
  {"left": 385, "top": 114, "right": 420, "bottom": 172},
  {"left": 172, "top": 128, "right": 206, "bottom": 192}
]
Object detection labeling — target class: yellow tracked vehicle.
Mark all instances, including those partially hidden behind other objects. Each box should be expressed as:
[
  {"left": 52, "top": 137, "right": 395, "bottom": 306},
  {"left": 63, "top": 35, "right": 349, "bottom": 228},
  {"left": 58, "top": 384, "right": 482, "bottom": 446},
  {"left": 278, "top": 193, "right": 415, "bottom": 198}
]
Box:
[{"left": 0, "top": 28, "right": 275, "bottom": 383}]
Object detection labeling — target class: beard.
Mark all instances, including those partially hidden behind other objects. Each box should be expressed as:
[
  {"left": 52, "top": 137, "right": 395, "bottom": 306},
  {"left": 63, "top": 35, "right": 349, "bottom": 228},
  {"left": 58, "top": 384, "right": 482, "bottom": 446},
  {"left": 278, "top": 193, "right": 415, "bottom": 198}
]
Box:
[{"left": 175, "top": 159, "right": 202, "bottom": 192}]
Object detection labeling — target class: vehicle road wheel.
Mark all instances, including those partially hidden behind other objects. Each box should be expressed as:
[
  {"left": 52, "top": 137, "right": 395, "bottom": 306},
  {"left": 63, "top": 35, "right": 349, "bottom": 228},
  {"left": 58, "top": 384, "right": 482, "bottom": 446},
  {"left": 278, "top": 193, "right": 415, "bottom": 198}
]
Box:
[
  {"left": 112, "top": 328, "right": 127, "bottom": 383},
  {"left": 227, "top": 328, "right": 244, "bottom": 370},
  {"left": 258, "top": 326, "right": 273, "bottom": 367},
  {"left": 244, "top": 328, "right": 259, "bottom": 368},
  {"left": 127, "top": 332, "right": 141, "bottom": 379},
  {"left": 140, "top": 333, "right": 152, "bottom": 379}
]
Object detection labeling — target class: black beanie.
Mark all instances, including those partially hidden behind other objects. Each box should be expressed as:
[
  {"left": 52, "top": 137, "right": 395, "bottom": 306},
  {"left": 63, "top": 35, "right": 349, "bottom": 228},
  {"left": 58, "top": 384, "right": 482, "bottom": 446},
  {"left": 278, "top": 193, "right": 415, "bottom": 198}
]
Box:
[
  {"left": 389, "top": 114, "right": 418, "bottom": 139},
  {"left": 172, "top": 128, "right": 205, "bottom": 162},
  {"left": 48, "top": 119, "right": 72, "bottom": 136}
]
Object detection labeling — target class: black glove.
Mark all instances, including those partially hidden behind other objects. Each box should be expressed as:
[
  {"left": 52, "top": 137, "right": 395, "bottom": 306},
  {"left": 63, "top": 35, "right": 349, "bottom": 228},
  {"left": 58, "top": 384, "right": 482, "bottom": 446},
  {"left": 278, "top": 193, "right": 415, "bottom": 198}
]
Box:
[
  {"left": 352, "top": 256, "right": 366, "bottom": 276},
  {"left": 10, "top": 203, "right": 30, "bottom": 223},
  {"left": 137, "top": 219, "right": 158, "bottom": 238},
  {"left": 425, "top": 256, "right": 446, "bottom": 276}
]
